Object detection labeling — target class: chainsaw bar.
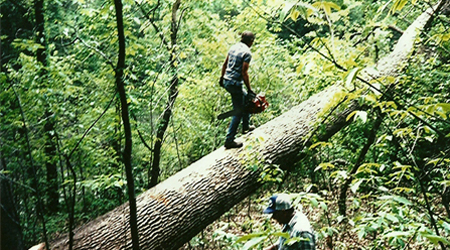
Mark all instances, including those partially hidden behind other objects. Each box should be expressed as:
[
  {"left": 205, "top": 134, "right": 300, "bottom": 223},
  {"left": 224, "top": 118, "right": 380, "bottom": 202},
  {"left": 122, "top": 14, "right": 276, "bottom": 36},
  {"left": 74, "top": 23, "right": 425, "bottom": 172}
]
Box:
[{"left": 217, "top": 109, "right": 240, "bottom": 120}]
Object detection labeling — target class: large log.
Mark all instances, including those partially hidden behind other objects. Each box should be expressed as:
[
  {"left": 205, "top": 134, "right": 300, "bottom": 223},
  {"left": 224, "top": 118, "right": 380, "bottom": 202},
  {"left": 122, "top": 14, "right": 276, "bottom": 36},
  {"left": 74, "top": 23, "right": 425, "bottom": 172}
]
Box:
[
  {"left": 43, "top": 2, "right": 442, "bottom": 249},
  {"left": 48, "top": 84, "right": 342, "bottom": 250}
]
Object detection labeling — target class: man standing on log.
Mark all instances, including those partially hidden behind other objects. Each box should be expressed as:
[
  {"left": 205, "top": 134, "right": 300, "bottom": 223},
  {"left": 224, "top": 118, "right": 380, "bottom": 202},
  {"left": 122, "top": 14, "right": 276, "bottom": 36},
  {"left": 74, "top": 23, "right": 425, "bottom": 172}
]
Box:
[
  {"left": 220, "top": 31, "right": 256, "bottom": 149},
  {"left": 263, "top": 194, "right": 316, "bottom": 250}
]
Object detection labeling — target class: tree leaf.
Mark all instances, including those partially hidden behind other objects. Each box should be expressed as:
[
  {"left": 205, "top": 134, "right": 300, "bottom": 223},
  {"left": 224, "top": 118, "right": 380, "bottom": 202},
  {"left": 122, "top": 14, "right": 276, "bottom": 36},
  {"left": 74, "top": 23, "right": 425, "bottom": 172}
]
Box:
[
  {"left": 347, "top": 110, "right": 368, "bottom": 123},
  {"left": 320, "top": 201, "right": 328, "bottom": 211},
  {"left": 309, "top": 141, "right": 332, "bottom": 150},
  {"left": 271, "top": 232, "right": 290, "bottom": 239},
  {"left": 313, "top": 1, "right": 340, "bottom": 16},
  {"left": 315, "top": 162, "right": 335, "bottom": 171},
  {"left": 290, "top": 9, "right": 301, "bottom": 21},
  {"left": 350, "top": 179, "right": 364, "bottom": 194},
  {"left": 242, "top": 236, "right": 266, "bottom": 250},
  {"left": 393, "top": 196, "right": 412, "bottom": 206},
  {"left": 310, "top": 197, "right": 319, "bottom": 207},
  {"left": 345, "top": 67, "right": 360, "bottom": 89},
  {"left": 390, "top": 0, "right": 408, "bottom": 14},
  {"left": 421, "top": 234, "right": 450, "bottom": 245},
  {"left": 280, "top": 2, "right": 296, "bottom": 22},
  {"left": 235, "top": 232, "right": 267, "bottom": 244},
  {"left": 346, "top": 110, "right": 358, "bottom": 121},
  {"left": 385, "top": 213, "right": 399, "bottom": 223},
  {"left": 384, "top": 231, "right": 410, "bottom": 238},
  {"left": 437, "top": 103, "right": 450, "bottom": 112}
]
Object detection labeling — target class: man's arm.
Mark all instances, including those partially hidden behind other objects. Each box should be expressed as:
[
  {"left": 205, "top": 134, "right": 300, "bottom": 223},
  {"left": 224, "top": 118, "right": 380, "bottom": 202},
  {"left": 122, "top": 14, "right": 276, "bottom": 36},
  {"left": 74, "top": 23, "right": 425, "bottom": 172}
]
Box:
[
  {"left": 241, "top": 61, "right": 252, "bottom": 92},
  {"left": 219, "top": 56, "right": 229, "bottom": 87},
  {"left": 221, "top": 56, "right": 229, "bottom": 78}
]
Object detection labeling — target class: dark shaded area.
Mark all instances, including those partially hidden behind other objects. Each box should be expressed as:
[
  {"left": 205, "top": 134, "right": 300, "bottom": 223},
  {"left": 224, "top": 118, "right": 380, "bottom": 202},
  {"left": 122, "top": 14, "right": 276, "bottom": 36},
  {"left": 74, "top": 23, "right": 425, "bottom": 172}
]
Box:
[{"left": 1, "top": 0, "right": 34, "bottom": 70}]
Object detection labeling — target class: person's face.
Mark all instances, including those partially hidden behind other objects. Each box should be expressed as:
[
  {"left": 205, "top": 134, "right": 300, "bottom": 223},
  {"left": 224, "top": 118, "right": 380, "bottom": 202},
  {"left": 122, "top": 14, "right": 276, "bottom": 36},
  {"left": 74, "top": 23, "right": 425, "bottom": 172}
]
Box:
[
  {"left": 249, "top": 39, "right": 254, "bottom": 47},
  {"left": 271, "top": 210, "right": 290, "bottom": 225}
]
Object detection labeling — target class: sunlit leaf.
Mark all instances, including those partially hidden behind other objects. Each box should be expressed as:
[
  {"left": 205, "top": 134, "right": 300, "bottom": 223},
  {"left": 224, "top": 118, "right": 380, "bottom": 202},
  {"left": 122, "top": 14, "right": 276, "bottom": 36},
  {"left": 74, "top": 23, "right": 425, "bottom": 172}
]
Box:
[
  {"left": 315, "top": 163, "right": 335, "bottom": 171},
  {"left": 242, "top": 236, "right": 266, "bottom": 250},
  {"left": 280, "top": 2, "right": 296, "bottom": 22},
  {"left": 437, "top": 103, "right": 450, "bottom": 112},
  {"left": 350, "top": 179, "right": 364, "bottom": 194},
  {"left": 346, "top": 110, "right": 358, "bottom": 121},
  {"left": 310, "top": 197, "right": 319, "bottom": 207},
  {"left": 309, "top": 141, "right": 332, "bottom": 150},
  {"left": 393, "top": 196, "right": 412, "bottom": 206},
  {"left": 290, "top": 9, "right": 301, "bottom": 21},
  {"left": 385, "top": 214, "right": 399, "bottom": 223},
  {"left": 390, "top": 0, "right": 408, "bottom": 14},
  {"left": 271, "top": 232, "right": 290, "bottom": 239},
  {"left": 349, "top": 111, "right": 368, "bottom": 123},
  {"left": 235, "top": 232, "right": 267, "bottom": 244},
  {"left": 345, "top": 67, "right": 360, "bottom": 89},
  {"left": 313, "top": 1, "right": 340, "bottom": 16},
  {"left": 421, "top": 234, "right": 450, "bottom": 245},
  {"left": 383, "top": 231, "right": 410, "bottom": 238}
]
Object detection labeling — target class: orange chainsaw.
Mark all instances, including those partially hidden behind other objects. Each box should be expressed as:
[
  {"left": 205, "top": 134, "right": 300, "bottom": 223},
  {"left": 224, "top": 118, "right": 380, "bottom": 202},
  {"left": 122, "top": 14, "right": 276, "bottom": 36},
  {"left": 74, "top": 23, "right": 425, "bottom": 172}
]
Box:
[{"left": 217, "top": 92, "right": 269, "bottom": 120}]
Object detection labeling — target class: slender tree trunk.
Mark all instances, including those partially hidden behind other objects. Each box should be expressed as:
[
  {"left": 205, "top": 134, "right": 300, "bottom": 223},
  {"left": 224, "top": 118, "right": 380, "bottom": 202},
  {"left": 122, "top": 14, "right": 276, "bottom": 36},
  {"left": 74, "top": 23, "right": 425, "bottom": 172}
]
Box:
[
  {"left": 113, "top": 0, "right": 140, "bottom": 249},
  {"left": 387, "top": 130, "right": 448, "bottom": 250},
  {"left": 114, "top": 100, "right": 123, "bottom": 167},
  {"left": 34, "top": 0, "right": 46, "bottom": 67},
  {"left": 338, "top": 111, "right": 384, "bottom": 216},
  {"left": 34, "top": 0, "right": 59, "bottom": 214},
  {"left": 150, "top": 0, "right": 182, "bottom": 188},
  {"left": 13, "top": 85, "right": 50, "bottom": 249},
  {"left": 44, "top": 110, "right": 59, "bottom": 213}
]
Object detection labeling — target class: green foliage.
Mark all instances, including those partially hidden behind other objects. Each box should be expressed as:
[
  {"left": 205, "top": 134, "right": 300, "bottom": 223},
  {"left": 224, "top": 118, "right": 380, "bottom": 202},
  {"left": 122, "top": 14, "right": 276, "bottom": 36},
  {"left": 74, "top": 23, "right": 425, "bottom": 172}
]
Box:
[
  {"left": 235, "top": 231, "right": 290, "bottom": 250},
  {"left": 221, "top": 1, "right": 449, "bottom": 250},
  {"left": 2, "top": 0, "right": 449, "bottom": 248}
]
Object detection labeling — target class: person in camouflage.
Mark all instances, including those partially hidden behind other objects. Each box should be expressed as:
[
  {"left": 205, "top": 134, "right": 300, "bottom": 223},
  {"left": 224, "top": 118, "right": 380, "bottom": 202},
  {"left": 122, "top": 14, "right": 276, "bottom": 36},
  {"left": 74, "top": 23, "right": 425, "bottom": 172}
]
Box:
[{"left": 263, "top": 194, "right": 316, "bottom": 250}]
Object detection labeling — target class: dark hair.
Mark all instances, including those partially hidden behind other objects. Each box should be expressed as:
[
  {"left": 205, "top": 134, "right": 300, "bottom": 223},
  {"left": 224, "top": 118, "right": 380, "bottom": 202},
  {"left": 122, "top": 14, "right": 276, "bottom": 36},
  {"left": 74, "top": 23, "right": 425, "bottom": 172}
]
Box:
[{"left": 241, "top": 31, "right": 255, "bottom": 44}]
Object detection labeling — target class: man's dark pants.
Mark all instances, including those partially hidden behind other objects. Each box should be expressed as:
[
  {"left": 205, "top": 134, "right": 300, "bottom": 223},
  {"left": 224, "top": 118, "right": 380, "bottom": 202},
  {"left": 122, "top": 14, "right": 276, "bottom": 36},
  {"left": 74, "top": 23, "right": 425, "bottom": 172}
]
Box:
[{"left": 223, "top": 79, "right": 249, "bottom": 143}]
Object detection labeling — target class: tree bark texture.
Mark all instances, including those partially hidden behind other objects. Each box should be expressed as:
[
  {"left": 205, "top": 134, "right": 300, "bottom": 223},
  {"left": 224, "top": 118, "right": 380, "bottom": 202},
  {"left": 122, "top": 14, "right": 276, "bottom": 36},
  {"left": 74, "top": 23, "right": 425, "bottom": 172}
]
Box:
[{"left": 44, "top": 2, "right": 443, "bottom": 250}]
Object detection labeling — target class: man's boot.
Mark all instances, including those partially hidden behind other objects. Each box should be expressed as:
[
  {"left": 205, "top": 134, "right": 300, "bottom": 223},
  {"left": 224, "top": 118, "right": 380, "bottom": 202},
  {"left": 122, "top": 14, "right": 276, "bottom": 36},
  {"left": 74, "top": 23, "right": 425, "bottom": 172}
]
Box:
[
  {"left": 225, "top": 140, "right": 243, "bottom": 149},
  {"left": 243, "top": 125, "right": 256, "bottom": 134}
]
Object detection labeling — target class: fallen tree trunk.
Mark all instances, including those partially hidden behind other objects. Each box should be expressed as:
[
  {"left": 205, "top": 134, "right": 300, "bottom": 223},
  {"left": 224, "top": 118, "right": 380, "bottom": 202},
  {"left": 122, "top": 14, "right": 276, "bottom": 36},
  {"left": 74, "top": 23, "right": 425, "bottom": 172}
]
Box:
[
  {"left": 40, "top": 2, "right": 442, "bottom": 250},
  {"left": 47, "top": 84, "right": 342, "bottom": 250}
]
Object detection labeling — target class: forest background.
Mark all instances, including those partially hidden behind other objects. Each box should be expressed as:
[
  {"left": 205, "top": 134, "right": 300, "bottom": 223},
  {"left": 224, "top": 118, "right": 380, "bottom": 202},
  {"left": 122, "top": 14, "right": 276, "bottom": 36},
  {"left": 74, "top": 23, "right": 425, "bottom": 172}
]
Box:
[{"left": 1, "top": 0, "right": 449, "bottom": 249}]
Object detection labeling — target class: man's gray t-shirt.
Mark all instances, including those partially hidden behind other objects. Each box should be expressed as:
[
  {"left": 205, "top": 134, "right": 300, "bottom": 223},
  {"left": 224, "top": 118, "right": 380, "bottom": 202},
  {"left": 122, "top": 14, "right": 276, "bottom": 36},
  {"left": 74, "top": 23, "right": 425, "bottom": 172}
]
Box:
[{"left": 224, "top": 42, "right": 252, "bottom": 82}]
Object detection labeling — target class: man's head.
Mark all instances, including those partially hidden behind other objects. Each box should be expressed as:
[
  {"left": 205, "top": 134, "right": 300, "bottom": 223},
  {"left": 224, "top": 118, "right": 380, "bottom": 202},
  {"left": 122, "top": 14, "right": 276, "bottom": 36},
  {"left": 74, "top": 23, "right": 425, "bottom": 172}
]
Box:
[
  {"left": 263, "top": 194, "right": 295, "bottom": 225},
  {"left": 241, "top": 31, "right": 255, "bottom": 47}
]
